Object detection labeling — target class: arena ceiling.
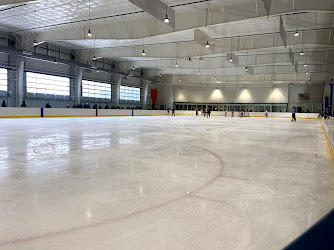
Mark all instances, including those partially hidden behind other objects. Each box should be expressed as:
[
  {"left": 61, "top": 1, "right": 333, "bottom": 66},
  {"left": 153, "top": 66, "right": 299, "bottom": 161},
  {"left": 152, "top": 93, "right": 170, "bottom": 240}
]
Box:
[{"left": 0, "top": 0, "right": 334, "bottom": 85}]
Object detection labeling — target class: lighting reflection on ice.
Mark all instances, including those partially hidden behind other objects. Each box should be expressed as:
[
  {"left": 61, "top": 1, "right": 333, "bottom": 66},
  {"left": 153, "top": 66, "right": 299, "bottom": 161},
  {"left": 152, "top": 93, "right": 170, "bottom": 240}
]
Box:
[
  {"left": 86, "top": 209, "right": 91, "bottom": 219},
  {"left": 27, "top": 134, "right": 69, "bottom": 160},
  {"left": 118, "top": 137, "right": 138, "bottom": 145},
  {"left": 82, "top": 132, "right": 110, "bottom": 150},
  {"left": 139, "top": 187, "right": 143, "bottom": 196}
]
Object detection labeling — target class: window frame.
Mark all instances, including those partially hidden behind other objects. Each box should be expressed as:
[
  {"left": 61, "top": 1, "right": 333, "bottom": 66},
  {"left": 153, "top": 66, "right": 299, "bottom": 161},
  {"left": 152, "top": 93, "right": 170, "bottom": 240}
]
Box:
[
  {"left": 0, "top": 68, "right": 8, "bottom": 92},
  {"left": 26, "top": 72, "right": 70, "bottom": 96},
  {"left": 120, "top": 86, "right": 140, "bottom": 102},
  {"left": 82, "top": 80, "right": 112, "bottom": 99}
]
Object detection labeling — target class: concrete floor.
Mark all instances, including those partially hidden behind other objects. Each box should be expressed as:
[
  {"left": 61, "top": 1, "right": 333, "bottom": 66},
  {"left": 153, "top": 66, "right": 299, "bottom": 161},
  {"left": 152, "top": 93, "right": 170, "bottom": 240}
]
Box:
[{"left": 0, "top": 116, "right": 333, "bottom": 249}]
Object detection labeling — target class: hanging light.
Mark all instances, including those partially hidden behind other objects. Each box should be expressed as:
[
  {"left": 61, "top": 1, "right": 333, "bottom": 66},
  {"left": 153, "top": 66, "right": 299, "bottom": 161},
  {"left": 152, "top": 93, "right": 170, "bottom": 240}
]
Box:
[
  {"left": 167, "top": 83, "right": 169, "bottom": 85},
  {"left": 159, "top": 73, "right": 162, "bottom": 77},
  {"left": 229, "top": 57, "right": 233, "bottom": 62},
  {"left": 290, "top": 83, "right": 293, "bottom": 86},
  {"left": 142, "top": 49, "right": 146, "bottom": 56},
  {"left": 213, "top": 76, "right": 216, "bottom": 80},
  {"left": 245, "top": 66, "right": 248, "bottom": 72},
  {"left": 205, "top": 41, "right": 210, "bottom": 48},
  {"left": 93, "top": 55, "right": 97, "bottom": 61},
  {"left": 304, "top": 62, "right": 307, "bottom": 67},
  {"left": 300, "top": 50, "right": 304, "bottom": 55},
  {"left": 54, "top": 58, "right": 58, "bottom": 64},
  {"left": 256, "top": 74, "right": 258, "bottom": 78},
  {"left": 87, "top": 30, "right": 93, "bottom": 37},
  {"left": 179, "top": 79, "right": 181, "bottom": 82},
  {"left": 33, "top": 40, "right": 38, "bottom": 46},
  {"left": 294, "top": 14, "right": 300, "bottom": 37},
  {"left": 175, "top": 62, "right": 179, "bottom": 67},
  {"left": 132, "top": 65, "right": 135, "bottom": 70},
  {"left": 306, "top": 71, "right": 309, "bottom": 75},
  {"left": 96, "top": 69, "right": 100, "bottom": 72},
  {"left": 197, "top": 71, "right": 201, "bottom": 75},
  {"left": 164, "top": 15, "right": 170, "bottom": 24},
  {"left": 308, "top": 76, "right": 310, "bottom": 80}
]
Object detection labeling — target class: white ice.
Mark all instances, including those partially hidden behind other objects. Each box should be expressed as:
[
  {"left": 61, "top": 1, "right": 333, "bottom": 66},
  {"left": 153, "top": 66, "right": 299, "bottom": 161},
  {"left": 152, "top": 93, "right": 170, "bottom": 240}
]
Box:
[{"left": 0, "top": 116, "right": 334, "bottom": 249}]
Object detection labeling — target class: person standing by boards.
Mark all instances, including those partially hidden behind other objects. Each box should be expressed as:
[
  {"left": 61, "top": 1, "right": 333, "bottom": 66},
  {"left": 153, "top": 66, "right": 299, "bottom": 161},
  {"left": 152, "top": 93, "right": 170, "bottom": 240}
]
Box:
[{"left": 292, "top": 109, "right": 296, "bottom": 122}]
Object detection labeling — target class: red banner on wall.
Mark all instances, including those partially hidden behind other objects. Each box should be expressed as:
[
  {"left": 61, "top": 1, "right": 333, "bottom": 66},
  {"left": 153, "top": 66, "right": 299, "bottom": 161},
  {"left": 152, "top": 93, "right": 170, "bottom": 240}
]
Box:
[{"left": 151, "top": 89, "right": 158, "bottom": 106}]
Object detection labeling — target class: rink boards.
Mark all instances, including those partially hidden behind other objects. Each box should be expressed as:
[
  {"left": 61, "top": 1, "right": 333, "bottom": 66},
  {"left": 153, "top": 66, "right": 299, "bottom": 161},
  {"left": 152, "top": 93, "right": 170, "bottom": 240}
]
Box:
[{"left": 0, "top": 108, "right": 320, "bottom": 119}]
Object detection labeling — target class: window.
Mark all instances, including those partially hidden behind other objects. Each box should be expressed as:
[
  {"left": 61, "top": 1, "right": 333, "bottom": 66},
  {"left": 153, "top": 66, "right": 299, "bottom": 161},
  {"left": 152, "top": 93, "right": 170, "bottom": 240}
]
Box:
[
  {"left": 82, "top": 80, "right": 111, "bottom": 99},
  {"left": 0, "top": 68, "right": 7, "bottom": 91},
  {"left": 120, "top": 86, "right": 140, "bottom": 101},
  {"left": 26, "top": 72, "right": 70, "bottom": 96}
]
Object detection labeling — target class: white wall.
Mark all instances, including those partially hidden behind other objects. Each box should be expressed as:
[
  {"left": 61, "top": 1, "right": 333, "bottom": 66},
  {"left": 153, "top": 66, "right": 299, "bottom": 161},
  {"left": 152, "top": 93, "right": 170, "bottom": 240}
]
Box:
[
  {"left": 173, "top": 86, "right": 289, "bottom": 103},
  {"left": 156, "top": 75, "right": 174, "bottom": 109}
]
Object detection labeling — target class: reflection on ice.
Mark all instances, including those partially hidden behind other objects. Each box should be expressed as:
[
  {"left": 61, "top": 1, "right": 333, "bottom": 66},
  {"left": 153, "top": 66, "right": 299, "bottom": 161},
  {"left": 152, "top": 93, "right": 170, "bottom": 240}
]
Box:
[{"left": 0, "top": 116, "right": 333, "bottom": 249}]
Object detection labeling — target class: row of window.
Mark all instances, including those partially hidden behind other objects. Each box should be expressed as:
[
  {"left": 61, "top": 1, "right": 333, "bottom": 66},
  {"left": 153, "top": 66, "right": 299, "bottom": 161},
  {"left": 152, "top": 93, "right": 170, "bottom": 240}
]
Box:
[
  {"left": 0, "top": 69, "right": 140, "bottom": 101},
  {"left": 0, "top": 68, "right": 7, "bottom": 91}
]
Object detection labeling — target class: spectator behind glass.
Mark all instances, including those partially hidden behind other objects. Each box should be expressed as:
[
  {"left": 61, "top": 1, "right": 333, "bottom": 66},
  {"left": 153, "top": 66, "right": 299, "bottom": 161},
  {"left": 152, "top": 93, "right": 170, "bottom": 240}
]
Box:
[
  {"left": 2, "top": 100, "right": 6, "bottom": 107},
  {"left": 46, "top": 102, "right": 51, "bottom": 108},
  {"left": 20, "top": 101, "right": 26, "bottom": 107}
]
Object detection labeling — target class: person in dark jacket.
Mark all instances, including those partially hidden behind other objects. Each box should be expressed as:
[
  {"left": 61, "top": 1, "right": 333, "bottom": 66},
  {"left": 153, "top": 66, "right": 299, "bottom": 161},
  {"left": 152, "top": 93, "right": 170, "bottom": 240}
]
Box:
[
  {"left": 20, "top": 101, "right": 26, "bottom": 107},
  {"left": 207, "top": 109, "right": 211, "bottom": 118},
  {"left": 292, "top": 109, "right": 296, "bottom": 122},
  {"left": 2, "top": 100, "right": 6, "bottom": 107},
  {"left": 46, "top": 102, "right": 51, "bottom": 108}
]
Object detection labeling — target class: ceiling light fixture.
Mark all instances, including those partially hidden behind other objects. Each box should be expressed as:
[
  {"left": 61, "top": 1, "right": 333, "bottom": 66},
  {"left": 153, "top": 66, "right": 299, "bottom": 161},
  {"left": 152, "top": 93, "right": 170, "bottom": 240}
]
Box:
[
  {"left": 164, "top": 1, "right": 169, "bottom": 23},
  {"left": 142, "top": 49, "right": 146, "bottom": 56},
  {"left": 300, "top": 50, "right": 304, "bottom": 55},
  {"left": 205, "top": 41, "right": 210, "bottom": 48},
  {"left": 159, "top": 73, "right": 162, "bottom": 77},
  {"left": 54, "top": 58, "right": 58, "bottom": 64},
  {"left": 214, "top": 76, "right": 216, "bottom": 80},
  {"left": 245, "top": 66, "right": 248, "bottom": 72},
  {"left": 164, "top": 15, "right": 170, "bottom": 24},
  {"left": 256, "top": 74, "right": 258, "bottom": 77},
  {"left": 294, "top": 14, "right": 300, "bottom": 37},
  {"left": 290, "top": 83, "right": 293, "bottom": 86},
  {"left": 308, "top": 76, "right": 310, "bottom": 80},
  {"left": 175, "top": 62, "right": 178, "bottom": 67},
  {"left": 229, "top": 57, "right": 233, "bottom": 62},
  {"left": 304, "top": 62, "right": 307, "bottom": 67},
  {"left": 306, "top": 71, "right": 309, "bottom": 75},
  {"left": 132, "top": 65, "right": 135, "bottom": 70},
  {"left": 33, "top": 40, "right": 38, "bottom": 46},
  {"left": 87, "top": 0, "right": 92, "bottom": 37},
  {"left": 179, "top": 79, "right": 181, "bottom": 82},
  {"left": 93, "top": 55, "right": 97, "bottom": 61},
  {"left": 197, "top": 71, "right": 201, "bottom": 75}
]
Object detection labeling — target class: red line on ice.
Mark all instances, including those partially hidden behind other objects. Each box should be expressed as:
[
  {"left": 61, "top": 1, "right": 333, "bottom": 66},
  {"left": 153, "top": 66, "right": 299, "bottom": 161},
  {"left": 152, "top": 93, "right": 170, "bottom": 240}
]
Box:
[{"left": 0, "top": 145, "right": 230, "bottom": 246}]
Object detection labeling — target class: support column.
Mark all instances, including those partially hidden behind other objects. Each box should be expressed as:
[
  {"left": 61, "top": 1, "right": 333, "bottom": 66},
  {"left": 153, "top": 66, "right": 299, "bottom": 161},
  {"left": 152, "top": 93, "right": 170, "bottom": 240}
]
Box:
[
  {"left": 75, "top": 68, "right": 83, "bottom": 104},
  {"left": 330, "top": 83, "right": 333, "bottom": 116},
  {"left": 113, "top": 74, "right": 121, "bottom": 106},
  {"left": 141, "top": 79, "right": 148, "bottom": 109},
  {"left": 16, "top": 60, "right": 24, "bottom": 107}
]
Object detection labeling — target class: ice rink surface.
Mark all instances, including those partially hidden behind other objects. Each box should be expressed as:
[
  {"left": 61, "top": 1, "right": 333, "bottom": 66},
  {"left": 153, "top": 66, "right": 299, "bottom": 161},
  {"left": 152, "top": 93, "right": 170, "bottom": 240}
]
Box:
[{"left": 0, "top": 116, "right": 334, "bottom": 249}]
